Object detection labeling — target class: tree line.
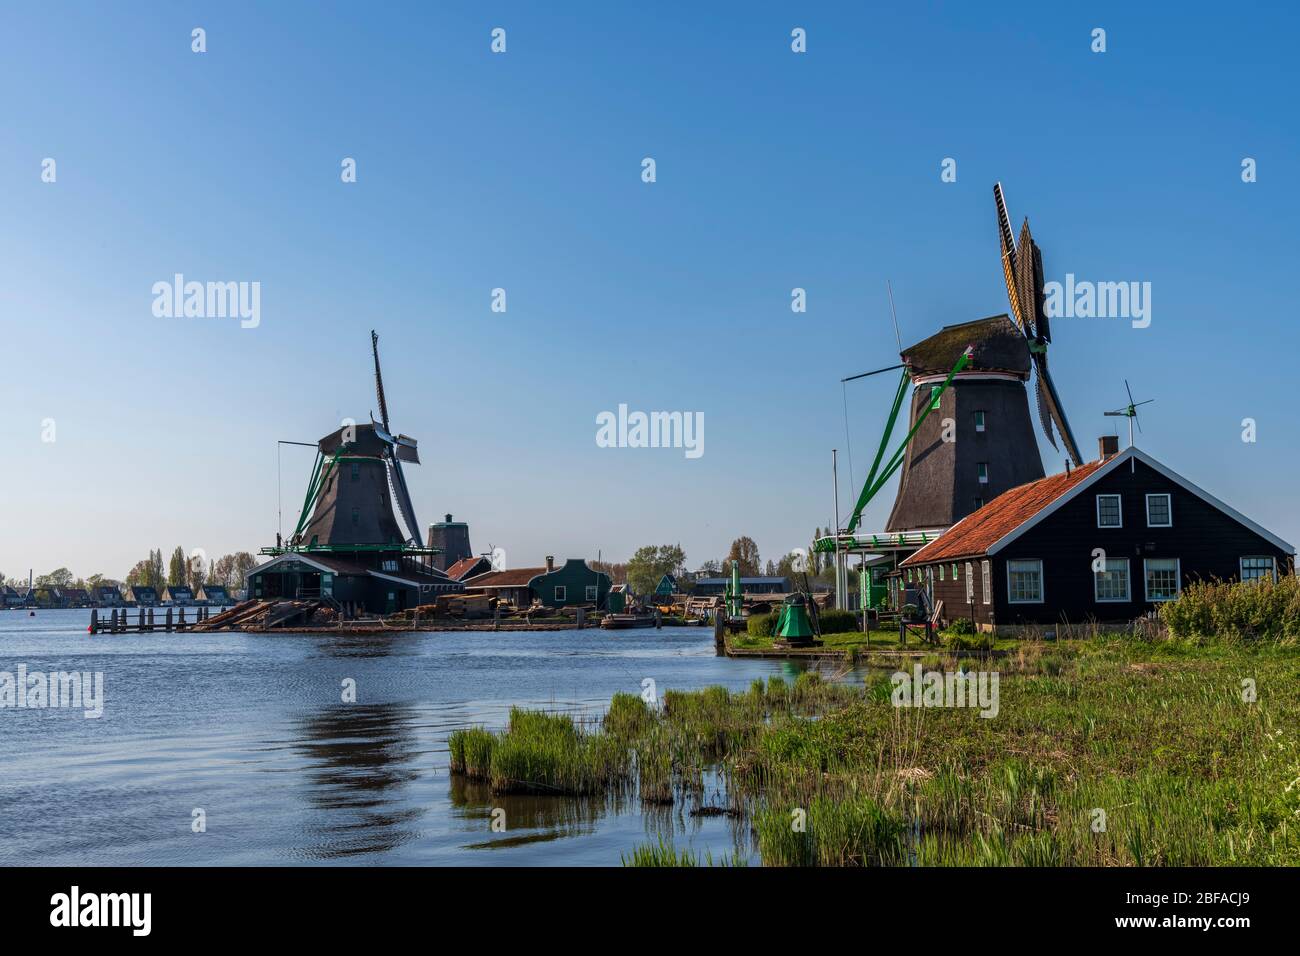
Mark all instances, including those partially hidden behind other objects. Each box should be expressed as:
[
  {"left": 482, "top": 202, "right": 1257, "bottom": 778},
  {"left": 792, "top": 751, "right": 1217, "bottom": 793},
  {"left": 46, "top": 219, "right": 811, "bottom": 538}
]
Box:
[
  {"left": 592, "top": 530, "right": 837, "bottom": 596},
  {"left": 4, "top": 549, "right": 259, "bottom": 595}
]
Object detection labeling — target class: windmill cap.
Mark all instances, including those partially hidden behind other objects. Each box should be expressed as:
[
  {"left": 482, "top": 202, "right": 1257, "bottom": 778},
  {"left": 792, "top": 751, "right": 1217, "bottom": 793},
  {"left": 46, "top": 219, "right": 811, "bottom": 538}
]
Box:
[{"left": 901, "top": 315, "right": 1031, "bottom": 378}]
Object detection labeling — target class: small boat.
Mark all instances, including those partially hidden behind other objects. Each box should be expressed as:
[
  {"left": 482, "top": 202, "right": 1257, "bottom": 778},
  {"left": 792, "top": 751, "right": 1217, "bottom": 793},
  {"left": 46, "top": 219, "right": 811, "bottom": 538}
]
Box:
[{"left": 600, "top": 613, "right": 659, "bottom": 630}]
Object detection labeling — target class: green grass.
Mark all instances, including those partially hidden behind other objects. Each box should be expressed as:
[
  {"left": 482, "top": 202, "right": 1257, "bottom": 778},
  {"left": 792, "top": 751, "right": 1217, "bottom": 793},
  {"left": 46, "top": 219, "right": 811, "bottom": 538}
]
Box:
[{"left": 451, "top": 637, "right": 1300, "bottom": 865}]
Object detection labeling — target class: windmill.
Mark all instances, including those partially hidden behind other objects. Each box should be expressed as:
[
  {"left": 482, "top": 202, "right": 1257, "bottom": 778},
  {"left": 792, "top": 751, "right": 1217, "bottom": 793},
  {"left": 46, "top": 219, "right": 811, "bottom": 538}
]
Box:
[
  {"left": 830, "top": 183, "right": 1086, "bottom": 538},
  {"left": 994, "top": 182, "right": 1084, "bottom": 468},
  {"left": 370, "top": 330, "right": 424, "bottom": 548},
  {"left": 1103, "top": 379, "right": 1154, "bottom": 449}
]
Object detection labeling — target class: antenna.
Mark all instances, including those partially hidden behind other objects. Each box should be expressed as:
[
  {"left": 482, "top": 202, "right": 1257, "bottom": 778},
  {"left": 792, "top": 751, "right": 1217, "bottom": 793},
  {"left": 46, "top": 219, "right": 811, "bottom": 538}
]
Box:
[
  {"left": 886, "top": 280, "right": 903, "bottom": 353},
  {"left": 1103, "top": 379, "right": 1155, "bottom": 449}
]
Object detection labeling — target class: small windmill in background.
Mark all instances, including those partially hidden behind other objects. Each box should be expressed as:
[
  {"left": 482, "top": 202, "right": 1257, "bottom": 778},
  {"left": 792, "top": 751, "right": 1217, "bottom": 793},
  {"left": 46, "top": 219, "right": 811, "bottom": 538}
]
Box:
[{"left": 1103, "top": 380, "right": 1154, "bottom": 448}]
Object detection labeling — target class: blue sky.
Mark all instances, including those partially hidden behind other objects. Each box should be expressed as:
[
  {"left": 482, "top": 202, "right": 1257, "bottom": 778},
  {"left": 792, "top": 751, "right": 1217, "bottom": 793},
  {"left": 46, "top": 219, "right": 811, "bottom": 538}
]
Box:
[{"left": 2, "top": 1, "right": 1297, "bottom": 580}]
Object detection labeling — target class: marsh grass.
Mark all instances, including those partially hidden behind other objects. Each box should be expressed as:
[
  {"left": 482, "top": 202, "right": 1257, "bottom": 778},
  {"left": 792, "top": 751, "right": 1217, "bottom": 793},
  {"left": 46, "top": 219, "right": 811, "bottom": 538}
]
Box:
[{"left": 451, "top": 637, "right": 1300, "bottom": 865}]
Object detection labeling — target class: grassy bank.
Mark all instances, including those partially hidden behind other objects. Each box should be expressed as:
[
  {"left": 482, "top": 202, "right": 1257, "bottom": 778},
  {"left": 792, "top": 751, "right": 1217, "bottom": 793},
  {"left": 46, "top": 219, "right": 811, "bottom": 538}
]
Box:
[{"left": 450, "top": 638, "right": 1300, "bottom": 866}]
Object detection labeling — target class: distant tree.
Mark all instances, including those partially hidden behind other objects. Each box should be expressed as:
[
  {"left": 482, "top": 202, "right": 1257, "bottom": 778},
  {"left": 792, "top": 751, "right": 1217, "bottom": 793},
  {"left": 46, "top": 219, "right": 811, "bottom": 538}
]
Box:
[
  {"left": 697, "top": 559, "right": 721, "bottom": 577},
  {"left": 626, "top": 544, "right": 687, "bottom": 596},
  {"left": 186, "top": 554, "right": 208, "bottom": 592},
  {"left": 231, "top": 552, "right": 258, "bottom": 590},
  {"left": 148, "top": 549, "right": 166, "bottom": 591},
  {"left": 725, "top": 537, "right": 761, "bottom": 578},
  {"left": 167, "top": 547, "right": 187, "bottom": 587},
  {"left": 35, "top": 567, "right": 74, "bottom": 588},
  {"left": 591, "top": 560, "right": 627, "bottom": 586}
]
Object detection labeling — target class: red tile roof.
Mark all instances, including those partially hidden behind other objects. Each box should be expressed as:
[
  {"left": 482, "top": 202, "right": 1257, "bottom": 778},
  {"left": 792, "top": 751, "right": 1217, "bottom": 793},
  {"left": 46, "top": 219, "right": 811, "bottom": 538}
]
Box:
[
  {"left": 462, "top": 567, "right": 547, "bottom": 588},
  {"left": 901, "top": 459, "right": 1108, "bottom": 566},
  {"left": 444, "top": 556, "right": 489, "bottom": 581}
]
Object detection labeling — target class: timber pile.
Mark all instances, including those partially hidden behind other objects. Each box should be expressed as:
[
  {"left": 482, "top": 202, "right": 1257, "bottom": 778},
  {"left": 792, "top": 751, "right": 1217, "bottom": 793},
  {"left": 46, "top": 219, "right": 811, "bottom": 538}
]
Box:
[
  {"left": 192, "top": 599, "right": 269, "bottom": 631},
  {"left": 398, "top": 593, "right": 495, "bottom": 621}
]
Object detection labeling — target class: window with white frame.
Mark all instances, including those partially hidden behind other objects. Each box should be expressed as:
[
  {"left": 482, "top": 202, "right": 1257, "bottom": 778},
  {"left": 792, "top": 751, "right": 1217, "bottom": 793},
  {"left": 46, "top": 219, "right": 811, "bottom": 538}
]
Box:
[
  {"left": 554, "top": 585, "right": 566, "bottom": 602},
  {"left": 965, "top": 562, "right": 975, "bottom": 603},
  {"left": 1007, "top": 559, "right": 1043, "bottom": 603},
  {"left": 1094, "top": 557, "right": 1130, "bottom": 602},
  {"left": 1143, "top": 559, "right": 1180, "bottom": 601},
  {"left": 1146, "top": 493, "right": 1172, "bottom": 527},
  {"left": 974, "top": 410, "right": 986, "bottom": 433},
  {"left": 1096, "top": 494, "right": 1122, "bottom": 528},
  {"left": 585, "top": 584, "right": 598, "bottom": 601},
  {"left": 1240, "top": 556, "right": 1276, "bottom": 584},
  {"left": 939, "top": 564, "right": 945, "bottom": 581},
  {"left": 952, "top": 563, "right": 959, "bottom": 580},
  {"left": 981, "top": 560, "right": 991, "bottom": 604},
  {"left": 977, "top": 462, "right": 989, "bottom": 484}
]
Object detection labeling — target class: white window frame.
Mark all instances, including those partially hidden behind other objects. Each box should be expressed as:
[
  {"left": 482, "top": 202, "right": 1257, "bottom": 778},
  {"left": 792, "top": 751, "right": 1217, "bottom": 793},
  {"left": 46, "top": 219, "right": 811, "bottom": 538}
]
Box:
[
  {"left": 1093, "top": 557, "right": 1131, "bottom": 603},
  {"left": 939, "top": 564, "right": 945, "bottom": 581},
  {"left": 1143, "top": 558, "right": 1181, "bottom": 602},
  {"left": 977, "top": 462, "right": 989, "bottom": 485},
  {"left": 1096, "top": 494, "right": 1123, "bottom": 528},
  {"left": 554, "top": 585, "right": 566, "bottom": 602},
  {"left": 585, "top": 584, "right": 598, "bottom": 601},
  {"left": 1145, "top": 493, "right": 1172, "bottom": 528},
  {"left": 981, "top": 560, "right": 991, "bottom": 604},
  {"left": 965, "top": 562, "right": 975, "bottom": 603},
  {"left": 1239, "top": 556, "right": 1277, "bottom": 584},
  {"left": 974, "top": 410, "right": 986, "bottom": 433},
  {"left": 1006, "top": 559, "right": 1044, "bottom": 604}
]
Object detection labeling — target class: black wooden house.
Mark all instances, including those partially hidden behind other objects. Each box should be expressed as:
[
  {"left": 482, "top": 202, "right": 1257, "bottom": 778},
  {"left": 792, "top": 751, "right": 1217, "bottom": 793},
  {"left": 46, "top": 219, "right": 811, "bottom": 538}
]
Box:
[{"left": 900, "top": 440, "right": 1294, "bottom": 630}]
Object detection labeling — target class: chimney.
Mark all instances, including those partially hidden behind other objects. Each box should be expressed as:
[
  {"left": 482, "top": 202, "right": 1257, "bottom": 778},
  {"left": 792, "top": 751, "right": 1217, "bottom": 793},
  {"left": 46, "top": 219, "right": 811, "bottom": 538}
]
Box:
[
  {"left": 545, "top": 555, "right": 555, "bottom": 573},
  {"left": 445, "top": 514, "right": 453, "bottom": 523},
  {"left": 1098, "top": 435, "right": 1120, "bottom": 461}
]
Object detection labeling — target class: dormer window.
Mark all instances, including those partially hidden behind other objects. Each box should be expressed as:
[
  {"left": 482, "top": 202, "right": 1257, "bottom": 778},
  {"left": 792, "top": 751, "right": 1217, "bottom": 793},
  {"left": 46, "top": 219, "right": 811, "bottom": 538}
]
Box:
[{"left": 1096, "top": 494, "right": 1122, "bottom": 528}]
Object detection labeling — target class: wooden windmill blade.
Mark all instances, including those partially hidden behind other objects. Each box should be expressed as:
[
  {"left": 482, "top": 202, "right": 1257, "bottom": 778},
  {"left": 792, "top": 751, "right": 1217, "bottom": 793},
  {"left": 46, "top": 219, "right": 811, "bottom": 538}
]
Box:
[
  {"left": 994, "top": 182, "right": 1027, "bottom": 333},
  {"left": 370, "top": 331, "right": 425, "bottom": 548}
]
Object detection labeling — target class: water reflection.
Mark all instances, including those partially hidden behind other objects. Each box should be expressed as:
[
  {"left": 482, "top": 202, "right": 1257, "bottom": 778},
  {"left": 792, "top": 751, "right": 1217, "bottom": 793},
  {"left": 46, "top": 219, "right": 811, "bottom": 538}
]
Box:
[
  {"left": 291, "top": 703, "right": 425, "bottom": 860},
  {"left": 448, "top": 777, "right": 622, "bottom": 850}
]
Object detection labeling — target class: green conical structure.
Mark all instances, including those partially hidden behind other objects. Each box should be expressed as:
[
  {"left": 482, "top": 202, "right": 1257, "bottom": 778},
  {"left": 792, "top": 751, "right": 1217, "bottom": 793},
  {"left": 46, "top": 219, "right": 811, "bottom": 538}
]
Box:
[{"left": 775, "top": 594, "right": 815, "bottom": 643}]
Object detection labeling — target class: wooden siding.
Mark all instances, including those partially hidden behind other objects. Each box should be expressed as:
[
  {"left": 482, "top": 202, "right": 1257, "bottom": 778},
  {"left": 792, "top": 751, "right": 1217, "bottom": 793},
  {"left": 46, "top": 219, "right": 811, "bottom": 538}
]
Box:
[{"left": 913, "top": 458, "right": 1292, "bottom": 627}]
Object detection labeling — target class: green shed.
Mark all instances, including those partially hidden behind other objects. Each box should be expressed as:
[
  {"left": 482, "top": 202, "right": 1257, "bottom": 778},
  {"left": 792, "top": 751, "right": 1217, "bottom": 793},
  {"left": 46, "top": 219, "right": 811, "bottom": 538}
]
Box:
[{"left": 528, "top": 558, "right": 612, "bottom": 610}]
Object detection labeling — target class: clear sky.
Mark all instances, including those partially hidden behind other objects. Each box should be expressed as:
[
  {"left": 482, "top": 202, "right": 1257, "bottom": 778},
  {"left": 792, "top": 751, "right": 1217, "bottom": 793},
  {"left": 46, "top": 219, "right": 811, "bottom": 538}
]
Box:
[{"left": 2, "top": 1, "right": 1297, "bottom": 581}]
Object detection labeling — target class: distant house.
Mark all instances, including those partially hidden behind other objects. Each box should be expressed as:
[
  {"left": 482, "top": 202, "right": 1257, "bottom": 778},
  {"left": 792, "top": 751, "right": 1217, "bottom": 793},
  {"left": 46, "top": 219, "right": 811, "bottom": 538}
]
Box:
[
  {"left": 124, "top": 586, "right": 158, "bottom": 607},
  {"left": 60, "top": 587, "right": 91, "bottom": 608},
  {"left": 692, "top": 576, "right": 790, "bottom": 597},
  {"left": 529, "top": 558, "right": 612, "bottom": 610},
  {"left": 462, "top": 567, "right": 548, "bottom": 608},
  {"left": 2, "top": 586, "right": 25, "bottom": 608},
  {"left": 444, "top": 555, "right": 493, "bottom": 582},
  {"left": 654, "top": 574, "right": 678, "bottom": 597},
  {"left": 33, "top": 586, "right": 61, "bottom": 608},
  {"left": 95, "top": 585, "right": 124, "bottom": 608},
  {"left": 196, "top": 584, "right": 231, "bottom": 606},
  {"left": 900, "top": 445, "right": 1295, "bottom": 631},
  {"left": 160, "top": 585, "right": 195, "bottom": 606}
]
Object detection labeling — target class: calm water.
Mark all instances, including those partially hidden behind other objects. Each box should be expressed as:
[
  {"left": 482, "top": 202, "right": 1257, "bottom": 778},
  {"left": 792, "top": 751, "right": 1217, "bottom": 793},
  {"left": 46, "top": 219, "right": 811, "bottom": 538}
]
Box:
[{"left": 0, "top": 608, "right": 813, "bottom": 866}]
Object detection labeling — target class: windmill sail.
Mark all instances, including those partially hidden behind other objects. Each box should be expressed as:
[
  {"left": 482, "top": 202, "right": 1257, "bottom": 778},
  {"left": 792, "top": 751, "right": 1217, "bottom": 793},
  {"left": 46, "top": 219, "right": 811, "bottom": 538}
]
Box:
[
  {"left": 994, "top": 184, "right": 1083, "bottom": 468},
  {"left": 370, "top": 331, "right": 425, "bottom": 548}
]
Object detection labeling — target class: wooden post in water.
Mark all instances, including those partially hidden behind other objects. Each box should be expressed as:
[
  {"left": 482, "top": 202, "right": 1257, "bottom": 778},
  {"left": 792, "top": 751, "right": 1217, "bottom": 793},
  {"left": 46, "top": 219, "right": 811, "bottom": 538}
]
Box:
[
  {"left": 178, "top": 608, "right": 187, "bottom": 630},
  {"left": 137, "top": 608, "right": 145, "bottom": 630},
  {"left": 90, "top": 609, "right": 98, "bottom": 633},
  {"left": 576, "top": 607, "right": 585, "bottom": 629},
  {"left": 148, "top": 608, "right": 155, "bottom": 630},
  {"left": 166, "top": 607, "right": 174, "bottom": 632}
]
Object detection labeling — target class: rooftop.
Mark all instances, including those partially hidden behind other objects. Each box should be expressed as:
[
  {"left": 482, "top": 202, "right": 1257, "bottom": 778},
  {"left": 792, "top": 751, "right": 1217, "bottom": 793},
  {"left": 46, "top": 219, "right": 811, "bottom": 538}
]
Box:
[{"left": 902, "top": 458, "right": 1108, "bottom": 565}]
